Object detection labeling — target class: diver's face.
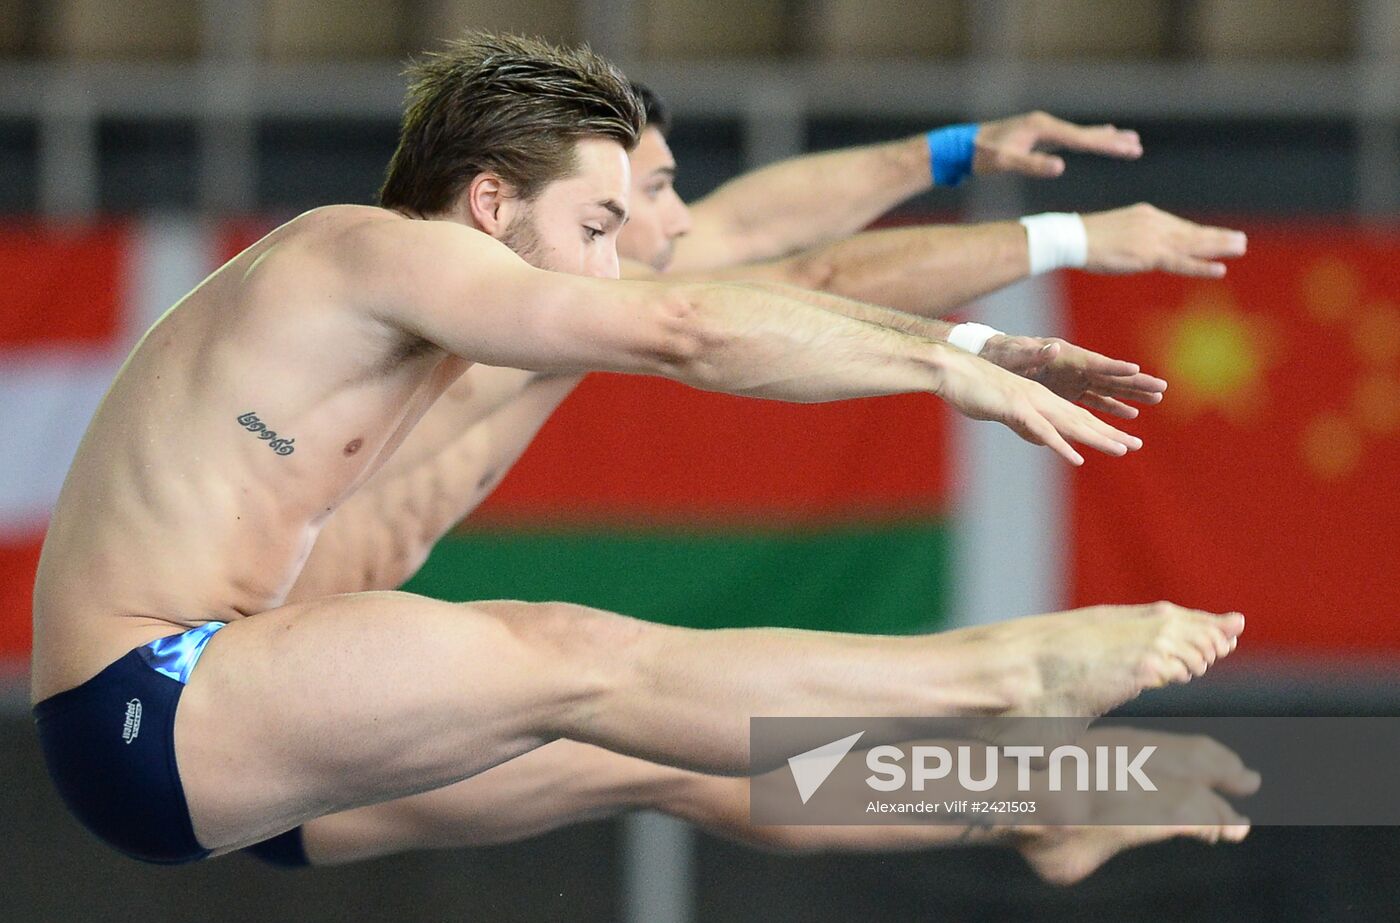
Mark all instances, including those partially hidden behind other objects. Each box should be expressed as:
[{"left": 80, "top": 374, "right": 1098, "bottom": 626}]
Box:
[
  {"left": 502, "top": 137, "right": 632, "bottom": 279},
  {"left": 618, "top": 128, "right": 692, "bottom": 272}
]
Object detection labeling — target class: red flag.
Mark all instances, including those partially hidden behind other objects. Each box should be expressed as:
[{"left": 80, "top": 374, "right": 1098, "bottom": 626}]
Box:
[
  {"left": 0, "top": 222, "right": 129, "bottom": 659},
  {"left": 1069, "top": 225, "right": 1400, "bottom": 654}
]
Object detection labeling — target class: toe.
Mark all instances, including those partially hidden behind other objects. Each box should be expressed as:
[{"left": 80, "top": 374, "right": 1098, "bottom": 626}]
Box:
[
  {"left": 1210, "top": 626, "right": 1233, "bottom": 660},
  {"left": 1223, "top": 821, "right": 1251, "bottom": 842},
  {"left": 1218, "top": 612, "right": 1245, "bottom": 638},
  {"left": 1160, "top": 634, "right": 1210, "bottom": 677}
]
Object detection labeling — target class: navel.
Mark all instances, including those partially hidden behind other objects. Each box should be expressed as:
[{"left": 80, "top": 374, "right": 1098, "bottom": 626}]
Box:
[{"left": 343, "top": 438, "right": 364, "bottom": 456}]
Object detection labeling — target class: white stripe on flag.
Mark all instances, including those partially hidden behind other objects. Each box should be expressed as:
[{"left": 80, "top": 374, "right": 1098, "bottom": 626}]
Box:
[
  {"left": 0, "top": 217, "right": 210, "bottom": 538},
  {"left": 0, "top": 350, "right": 118, "bottom": 533},
  {"left": 126, "top": 215, "right": 211, "bottom": 340},
  {"left": 952, "top": 273, "right": 1069, "bottom": 625}
]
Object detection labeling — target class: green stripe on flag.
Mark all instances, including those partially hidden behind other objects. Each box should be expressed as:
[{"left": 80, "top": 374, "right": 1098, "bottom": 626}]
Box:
[{"left": 402, "top": 521, "right": 952, "bottom": 635}]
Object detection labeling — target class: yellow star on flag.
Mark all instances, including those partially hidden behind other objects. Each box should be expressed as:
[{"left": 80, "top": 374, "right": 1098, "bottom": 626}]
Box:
[{"left": 1146, "top": 287, "right": 1279, "bottom": 423}]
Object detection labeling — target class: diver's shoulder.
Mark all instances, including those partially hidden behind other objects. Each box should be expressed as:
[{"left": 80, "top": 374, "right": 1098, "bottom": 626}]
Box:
[
  {"left": 248, "top": 205, "right": 410, "bottom": 278},
  {"left": 281, "top": 204, "right": 405, "bottom": 239}
]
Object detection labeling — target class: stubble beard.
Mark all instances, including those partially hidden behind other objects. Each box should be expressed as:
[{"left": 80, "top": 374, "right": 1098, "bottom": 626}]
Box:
[{"left": 500, "top": 208, "right": 548, "bottom": 269}]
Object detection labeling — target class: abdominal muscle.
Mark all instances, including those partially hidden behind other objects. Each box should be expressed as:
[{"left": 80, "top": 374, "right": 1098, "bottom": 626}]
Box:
[
  {"left": 30, "top": 371, "right": 450, "bottom": 703},
  {"left": 29, "top": 219, "right": 466, "bottom": 703}
]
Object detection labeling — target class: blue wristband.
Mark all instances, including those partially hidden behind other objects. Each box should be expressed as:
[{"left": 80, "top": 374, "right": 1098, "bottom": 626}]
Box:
[{"left": 926, "top": 123, "right": 979, "bottom": 187}]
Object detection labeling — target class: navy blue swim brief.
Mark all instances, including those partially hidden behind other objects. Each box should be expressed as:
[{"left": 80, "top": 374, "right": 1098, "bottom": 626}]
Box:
[{"left": 33, "top": 622, "right": 308, "bottom": 867}]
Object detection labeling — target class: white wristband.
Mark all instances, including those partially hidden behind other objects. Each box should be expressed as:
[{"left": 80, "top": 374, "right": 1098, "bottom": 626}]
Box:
[
  {"left": 947, "top": 322, "right": 1003, "bottom": 355},
  {"left": 1019, "top": 212, "right": 1088, "bottom": 275}
]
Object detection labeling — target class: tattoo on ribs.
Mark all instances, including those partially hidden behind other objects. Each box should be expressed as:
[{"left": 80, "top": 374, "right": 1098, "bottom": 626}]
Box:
[{"left": 236, "top": 411, "right": 296, "bottom": 455}]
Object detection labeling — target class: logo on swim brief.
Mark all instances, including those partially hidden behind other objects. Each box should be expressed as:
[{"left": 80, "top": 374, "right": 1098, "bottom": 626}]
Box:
[{"left": 122, "top": 698, "right": 142, "bottom": 744}]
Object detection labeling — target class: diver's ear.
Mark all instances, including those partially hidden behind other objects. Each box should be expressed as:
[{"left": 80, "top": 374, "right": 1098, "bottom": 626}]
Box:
[{"left": 464, "top": 173, "right": 524, "bottom": 238}]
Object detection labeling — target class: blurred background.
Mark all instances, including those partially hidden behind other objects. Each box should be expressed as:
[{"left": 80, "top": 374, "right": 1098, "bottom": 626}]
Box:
[{"left": 2, "top": 1, "right": 1400, "bottom": 920}]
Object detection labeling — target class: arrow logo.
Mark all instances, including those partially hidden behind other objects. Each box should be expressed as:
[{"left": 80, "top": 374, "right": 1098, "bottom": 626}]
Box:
[{"left": 787, "top": 732, "right": 865, "bottom": 804}]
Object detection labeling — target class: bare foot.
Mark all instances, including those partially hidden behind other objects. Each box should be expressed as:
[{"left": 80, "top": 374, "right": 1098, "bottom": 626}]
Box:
[
  {"left": 1015, "top": 776, "right": 1252, "bottom": 885},
  {"left": 947, "top": 603, "right": 1245, "bottom": 720},
  {"left": 974, "top": 733, "right": 1260, "bottom": 885},
  {"left": 1019, "top": 820, "right": 1250, "bottom": 886}
]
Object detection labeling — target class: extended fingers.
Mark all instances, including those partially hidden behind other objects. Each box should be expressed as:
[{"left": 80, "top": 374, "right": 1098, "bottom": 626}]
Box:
[
  {"left": 1189, "top": 225, "right": 1248, "bottom": 259},
  {"left": 1078, "top": 392, "right": 1139, "bottom": 419},
  {"left": 1161, "top": 221, "right": 1247, "bottom": 277},
  {"left": 1123, "top": 370, "right": 1168, "bottom": 393},
  {"left": 1071, "top": 347, "right": 1140, "bottom": 378},
  {"left": 1008, "top": 374, "right": 1148, "bottom": 463},
  {"left": 981, "top": 113, "right": 1142, "bottom": 177},
  {"left": 1091, "top": 372, "right": 1168, "bottom": 403},
  {"left": 1018, "top": 405, "right": 1085, "bottom": 466},
  {"left": 1097, "top": 386, "right": 1164, "bottom": 407},
  {"left": 1049, "top": 343, "right": 1165, "bottom": 392},
  {"left": 1038, "top": 346, "right": 1167, "bottom": 411},
  {"left": 1008, "top": 149, "right": 1066, "bottom": 178},
  {"left": 1161, "top": 253, "right": 1229, "bottom": 279},
  {"left": 1034, "top": 115, "right": 1143, "bottom": 160},
  {"left": 1069, "top": 413, "right": 1140, "bottom": 457},
  {"left": 1042, "top": 398, "right": 1143, "bottom": 458}
]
